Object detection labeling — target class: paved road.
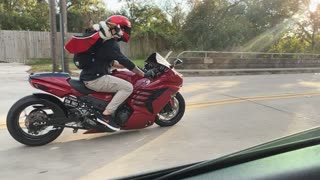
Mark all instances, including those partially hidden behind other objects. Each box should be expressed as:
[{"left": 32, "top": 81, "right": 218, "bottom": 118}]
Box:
[
  {"left": 1, "top": 64, "right": 320, "bottom": 179},
  {"left": 0, "top": 63, "right": 38, "bottom": 124}
]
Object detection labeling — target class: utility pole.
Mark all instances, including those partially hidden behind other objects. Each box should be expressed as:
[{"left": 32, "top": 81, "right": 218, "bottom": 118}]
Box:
[
  {"left": 60, "top": 0, "right": 69, "bottom": 72},
  {"left": 49, "top": 0, "right": 58, "bottom": 72}
]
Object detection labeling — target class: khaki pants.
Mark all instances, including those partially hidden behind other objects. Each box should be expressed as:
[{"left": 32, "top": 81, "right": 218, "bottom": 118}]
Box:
[{"left": 84, "top": 75, "right": 133, "bottom": 113}]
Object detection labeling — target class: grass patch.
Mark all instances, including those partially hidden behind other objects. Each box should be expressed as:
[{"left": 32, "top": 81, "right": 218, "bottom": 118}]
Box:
[
  {"left": 27, "top": 58, "right": 146, "bottom": 73},
  {"left": 26, "top": 58, "right": 77, "bottom": 73},
  {"left": 133, "top": 58, "right": 145, "bottom": 67}
]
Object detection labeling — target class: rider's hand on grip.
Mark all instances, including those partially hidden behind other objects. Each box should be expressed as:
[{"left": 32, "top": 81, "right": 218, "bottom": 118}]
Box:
[{"left": 137, "top": 66, "right": 146, "bottom": 73}]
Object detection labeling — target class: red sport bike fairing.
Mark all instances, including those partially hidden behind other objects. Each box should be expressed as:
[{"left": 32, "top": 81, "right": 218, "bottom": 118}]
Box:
[{"left": 6, "top": 53, "right": 185, "bottom": 146}]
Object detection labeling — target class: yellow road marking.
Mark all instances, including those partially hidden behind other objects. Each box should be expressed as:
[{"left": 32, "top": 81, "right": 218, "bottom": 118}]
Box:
[
  {"left": 78, "top": 91, "right": 320, "bottom": 180},
  {"left": 187, "top": 92, "right": 320, "bottom": 109},
  {"left": 0, "top": 91, "right": 319, "bottom": 178},
  {"left": 1, "top": 91, "right": 320, "bottom": 131}
]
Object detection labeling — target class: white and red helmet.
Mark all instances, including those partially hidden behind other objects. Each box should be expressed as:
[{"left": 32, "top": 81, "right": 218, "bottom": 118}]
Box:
[{"left": 106, "top": 15, "right": 132, "bottom": 43}]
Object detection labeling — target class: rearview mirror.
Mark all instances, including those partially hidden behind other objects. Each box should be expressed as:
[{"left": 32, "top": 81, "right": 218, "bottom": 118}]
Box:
[{"left": 171, "top": 58, "right": 183, "bottom": 68}]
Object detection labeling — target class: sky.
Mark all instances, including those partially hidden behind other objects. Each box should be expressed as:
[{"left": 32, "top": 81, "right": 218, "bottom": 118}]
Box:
[
  {"left": 103, "top": 0, "right": 126, "bottom": 11},
  {"left": 102, "top": 0, "right": 190, "bottom": 12},
  {"left": 309, "top": 0, "right": 320, "bottom": 12},
  {"left": 104, "top": 0, "right": 320, "bottom": 13}
]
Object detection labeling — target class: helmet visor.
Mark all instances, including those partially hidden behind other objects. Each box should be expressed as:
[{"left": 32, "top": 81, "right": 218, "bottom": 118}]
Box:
[
  {"left": 120, "top": 26, "right": 131, "bottom": 42},
  {"left": 122, "top": 26, "right": 131, "bottom": 35}
]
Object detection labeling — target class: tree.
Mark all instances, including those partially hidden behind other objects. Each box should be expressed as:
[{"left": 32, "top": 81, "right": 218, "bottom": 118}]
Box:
[
  {"left": 0, "top": 0, "right": 109, "bottom": 32},
  {"left": 269, "top": 36, "right": 310, "bottom": 54},
  {"left": 0, "top": 0, "right": 50, "bottom": 31},
  {"left": 3, "top": 0, "right": 320, "bottom": 55},
  {"left": 116, "top": 0, "right": 178, "bottom": 57},
  {"left": 49, "top": 0, "right": 59, "bottom": 71},
  {"left": 182, "top": 0, "right": 301, "bottom": 51},
  {"left": 245, "top": 0, "right": 299, "bottom": 32},
  {"left": 67, "top": 0, "right": 109, "bottom": 32},
  {"left": 293, "top": 1, "right": 320, "bottom": 52},
  {"left": 183, "top": 0, "right": 249, "bottom": 50},
  {"left": 60, "top": 0, "right": 69, "bottom": 72}
]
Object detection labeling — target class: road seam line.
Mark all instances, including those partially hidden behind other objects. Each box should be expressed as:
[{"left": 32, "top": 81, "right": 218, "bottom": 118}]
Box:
[
  {"left": 187, "top": 92, "right": 320, "bottom": 109},
  {"left": 1, "top": 92, "right": 320, "bottom": 129}
]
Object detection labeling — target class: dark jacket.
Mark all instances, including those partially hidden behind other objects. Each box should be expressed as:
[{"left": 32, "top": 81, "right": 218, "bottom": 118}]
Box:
[{"left": 80, "top": 39, "right": 135, "bottom": 81}]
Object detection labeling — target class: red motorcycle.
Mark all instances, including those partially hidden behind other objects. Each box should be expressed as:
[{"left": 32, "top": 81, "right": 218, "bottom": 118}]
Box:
[{"left": 6, "top": 53, "right": 185, "bottom": 146}]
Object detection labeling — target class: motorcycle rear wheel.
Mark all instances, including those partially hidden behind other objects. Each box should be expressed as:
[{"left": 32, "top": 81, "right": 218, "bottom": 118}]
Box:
[
  {"left": 6, "top": 95, "right": 65, "bottom": 146},
  {"left": 155, "top": 92, "right": 185, "bottom": 127}
]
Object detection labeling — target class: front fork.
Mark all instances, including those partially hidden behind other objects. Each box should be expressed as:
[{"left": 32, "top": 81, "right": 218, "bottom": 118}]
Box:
[{"left": 162, "top": 97, "right": 175, "bottom": 112}]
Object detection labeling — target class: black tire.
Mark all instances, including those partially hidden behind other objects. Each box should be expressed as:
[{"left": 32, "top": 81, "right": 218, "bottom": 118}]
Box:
[
  {"left": 155, "top": 92, "right": 185, "bottom": 127},
  {"left": 6, "top": 95, "right": 65, "bottom": 146}
]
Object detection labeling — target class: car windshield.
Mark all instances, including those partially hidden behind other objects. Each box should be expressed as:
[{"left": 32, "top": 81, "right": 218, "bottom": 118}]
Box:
[{"left": 1, "top": 0, "right": 320, "bottom": 179}]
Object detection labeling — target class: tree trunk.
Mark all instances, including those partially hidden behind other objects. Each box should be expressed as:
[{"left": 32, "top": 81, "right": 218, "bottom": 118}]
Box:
[
  {"left": 61, "top": 0, "right": 69, "bottom": 72},
  {"left": 49, "top": 0, "right": 58, "bottom": 72}
]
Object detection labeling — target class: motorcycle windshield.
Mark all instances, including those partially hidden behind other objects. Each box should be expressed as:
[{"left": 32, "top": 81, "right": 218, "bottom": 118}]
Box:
[
  {"left": 155, "top": 53, "right": 171, "bottom": 68},
  {"left": 146, "top": 53, "right": 171, "bottom": 68}
]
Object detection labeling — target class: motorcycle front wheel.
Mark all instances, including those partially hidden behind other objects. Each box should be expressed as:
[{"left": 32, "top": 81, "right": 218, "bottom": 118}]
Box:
[
  {"left": 6, "top": 95, "right": 65, "bottom": 146},
  {"left": 155, "top": 92, "right": 185, "bottom": 127}
]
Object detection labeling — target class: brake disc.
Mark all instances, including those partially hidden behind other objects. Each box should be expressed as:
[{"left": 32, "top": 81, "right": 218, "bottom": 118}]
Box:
[
  {"left": 158, "top": 97, "right": 180, "bottom": 121},
  {"left": 25, "top": 109, "right": 49, "bottom": 134}
]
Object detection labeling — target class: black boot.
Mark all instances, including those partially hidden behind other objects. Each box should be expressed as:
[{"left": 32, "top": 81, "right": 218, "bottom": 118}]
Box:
[{"left": 96, "top": 114, "right": 120, "bottom": 131}]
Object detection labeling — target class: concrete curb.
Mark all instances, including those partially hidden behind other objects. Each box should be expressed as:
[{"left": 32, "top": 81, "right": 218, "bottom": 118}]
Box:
[{"left": 176, "top": 68, "right": 320, "bottom": 77}]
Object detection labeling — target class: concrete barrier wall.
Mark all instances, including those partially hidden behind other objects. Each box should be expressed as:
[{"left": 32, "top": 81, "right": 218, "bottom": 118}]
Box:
[{"left": 176, "top": 57, "right": 320, "bottom": 69}]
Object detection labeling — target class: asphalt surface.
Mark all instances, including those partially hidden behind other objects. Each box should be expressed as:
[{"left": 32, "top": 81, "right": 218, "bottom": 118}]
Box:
[
  {"left": 178, "top": 67, "right": 320, "bottom": 76},
  {"left": 0, "top": 63, "right": 39, "bottom": 124},
  {"left": 1, "top": 63, "right": 320, "bottom": 179}
]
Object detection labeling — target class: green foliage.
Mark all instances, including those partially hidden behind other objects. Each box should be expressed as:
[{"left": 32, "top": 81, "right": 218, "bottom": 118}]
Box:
[
  {"left": 182, "top": 0, "right": 302, "bottom": 51},
  {"left": 2, "top": 0, "right": 320, "bottom": 54},
  {"left": 91, "top": 0, "right": 320, "bottom": 54},
  {"left": 119, "top": 2, "right": 171, "bottom": 37},
  {"left": 245, "top": 0, "right": 299, "bottom": 32},
  {"left": 0, "top": 0, "right": 108, "bottom": 32},
  {"left": 67, "top": 0, "right": 109, "bottom": 32},
  {"left": 269, "top": 36, "right": 311, "bottom": 53},
  {"left": 67, "top": 10, "right": 86, "bottom": 32},
  {"left": 0, "top": 0, "right": 49, "bottom": 30},
  {"left": 117, "top": 1, "right": 176, "bottom": 57},
  {"left": 183, "top": 0, "right": 246, "bottom": 50},
  {"left": 26, "top": 58, "right": 76, "bottom": 73}
]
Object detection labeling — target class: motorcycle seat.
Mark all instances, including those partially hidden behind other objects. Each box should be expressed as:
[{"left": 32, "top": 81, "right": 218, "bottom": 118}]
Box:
[{"left": 68, "top": 78, "right": 96, "bottom": 95}]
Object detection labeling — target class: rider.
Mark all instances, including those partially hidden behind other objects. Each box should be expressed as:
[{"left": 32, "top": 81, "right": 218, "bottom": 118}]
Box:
[{"left": 80, "top": 15, "right": 154, "bottom": 131}]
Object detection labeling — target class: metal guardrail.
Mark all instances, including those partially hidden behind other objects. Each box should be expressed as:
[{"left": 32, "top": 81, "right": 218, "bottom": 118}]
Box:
[{"left": 176, "top": 51, "right": 320, "bottom": 59}]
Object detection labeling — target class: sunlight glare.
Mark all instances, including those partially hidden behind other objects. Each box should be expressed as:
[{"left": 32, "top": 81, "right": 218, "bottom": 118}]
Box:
[
  {"left": 309, "top": 0, "right": 320, "bottom": 12},
  {"left": 237, "top": 19, "right": 293, "bottom": 52}
]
